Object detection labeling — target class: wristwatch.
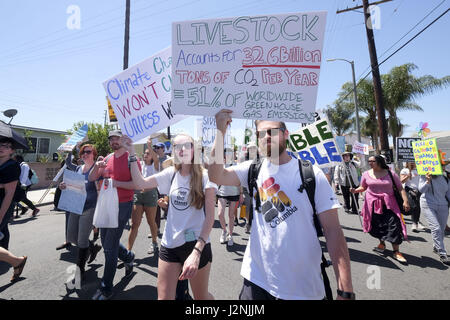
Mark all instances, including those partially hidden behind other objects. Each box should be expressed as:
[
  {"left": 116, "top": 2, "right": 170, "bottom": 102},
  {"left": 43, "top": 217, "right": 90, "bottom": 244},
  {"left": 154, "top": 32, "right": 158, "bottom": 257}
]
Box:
[
  {"left": 337, "top": 289, "right": 356, "bottom": 300},
  {"left": 129, "top": 155, "right": 137, "bottom": 162}
]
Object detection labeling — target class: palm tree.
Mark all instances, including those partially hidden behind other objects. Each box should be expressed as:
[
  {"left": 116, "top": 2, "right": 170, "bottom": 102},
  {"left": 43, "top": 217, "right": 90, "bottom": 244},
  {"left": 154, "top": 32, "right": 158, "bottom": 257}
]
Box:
[
  {"left": 324, "top": 102, "right": 354, "bottom": 136},
  {"left": 382, "top": 63, "right": 450, "bottom": 151}
]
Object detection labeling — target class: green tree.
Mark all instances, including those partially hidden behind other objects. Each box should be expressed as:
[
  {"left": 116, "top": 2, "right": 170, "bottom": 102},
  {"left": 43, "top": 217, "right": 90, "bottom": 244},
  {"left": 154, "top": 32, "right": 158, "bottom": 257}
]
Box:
[
  {"left": 324, "top": 102, "right": 354, "bottom": 136},
  {"left": 68, "top": 122, "right": 113, "bottom": 157},
  {"left": 382, "top": 63, "right": 450, "bottom": 151}
]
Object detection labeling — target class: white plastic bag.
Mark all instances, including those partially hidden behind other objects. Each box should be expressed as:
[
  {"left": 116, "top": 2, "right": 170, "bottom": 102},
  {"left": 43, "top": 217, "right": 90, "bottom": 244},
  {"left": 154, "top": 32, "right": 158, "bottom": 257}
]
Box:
[{"left": 93, "top": 179, "right": 119, "bottom": 228}]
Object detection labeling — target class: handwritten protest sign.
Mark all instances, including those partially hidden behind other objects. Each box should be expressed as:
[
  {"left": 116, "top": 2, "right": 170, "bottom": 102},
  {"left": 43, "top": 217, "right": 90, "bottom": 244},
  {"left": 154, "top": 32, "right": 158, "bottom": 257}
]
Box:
[
  {"left": 412, "top": 138, "right": 442, "bottom": 175},
  {"left": 352, "top": 141, "right": 369, "bottom": 155},
  {"left": 287, "top": 118, "right": 342, "bottom": 168},
  {"left": 201, "top": 116, "right": 231, "bottom": 148},
  {"left": 396, "top": 137, "right": 420, "bottom": 161},
  {"left": 58, "top": 169, "right": 87, "bottom": 215},
  {"left": 103, "top": 47, "right": 185, "bottom": 142},
  {"left": 58, "top": 124, "right": 89, "bottom": 152},
  {"left": 172, "top": 11, "right": 327, "bottom": 123}
]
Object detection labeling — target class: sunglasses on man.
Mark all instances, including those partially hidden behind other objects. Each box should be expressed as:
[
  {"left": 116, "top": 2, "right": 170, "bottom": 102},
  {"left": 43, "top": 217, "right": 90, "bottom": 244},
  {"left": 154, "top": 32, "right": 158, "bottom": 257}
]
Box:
[{"left": 256, "top": 127, "right": 285, "bottom": 139}]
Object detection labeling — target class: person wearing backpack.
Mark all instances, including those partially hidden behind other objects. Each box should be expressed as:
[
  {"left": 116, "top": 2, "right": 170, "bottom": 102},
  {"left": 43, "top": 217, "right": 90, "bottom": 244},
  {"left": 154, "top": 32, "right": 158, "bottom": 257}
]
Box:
[
  {"left": 208, "top": 110, "right": 354, "bottom": 300},
  {"left": 13, "top": 155, "right": 39, "bottom": 217},
  {"left": 122, "top": 133, "right": 217, "bottom": 300}
]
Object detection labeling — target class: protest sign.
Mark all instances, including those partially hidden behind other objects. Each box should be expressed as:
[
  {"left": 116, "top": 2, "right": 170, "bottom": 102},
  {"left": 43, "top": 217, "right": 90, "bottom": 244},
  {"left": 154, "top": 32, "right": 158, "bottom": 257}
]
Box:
[
  {"left": 58, "top": 169, "right": 87, "bottom": 214},
  {"left": 287, "top": 118, "right": 342, "bottom": 168},
  {"left": 172, "top": 11, "right": 327, "bottom": 123},
  {"left": 58, "top": 124, "right": 89, "bottom": 152},
  {"left": 396, "top": 137, "right": 420, "bottom": 162},
  {"left": 412, "top": 138, "right": 442, "bottom": 175},
  {"left": 106, "top": 96, "right": 117, "bottom": 122},
  {"left": 103, "top": 47, "right": 186, "bottom": 142},
  {"left": 352, "top": 141, "right": 369, "bottom": 155},
  {"left": 335, "top": 136, "right": 346, "bottom": 154},
  {"left": 201, "top": 116, "right": 231, "bottom": 148}
]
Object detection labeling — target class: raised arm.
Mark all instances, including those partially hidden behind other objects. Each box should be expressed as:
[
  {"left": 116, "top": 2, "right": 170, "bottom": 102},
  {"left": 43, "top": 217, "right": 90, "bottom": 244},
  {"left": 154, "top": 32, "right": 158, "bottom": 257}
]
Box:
[
  {"left": 121, "top": 136, "right": 158, "bottom": 190},
  {"left": 208, "top": 109, "right": 241, "bottom": 187}
]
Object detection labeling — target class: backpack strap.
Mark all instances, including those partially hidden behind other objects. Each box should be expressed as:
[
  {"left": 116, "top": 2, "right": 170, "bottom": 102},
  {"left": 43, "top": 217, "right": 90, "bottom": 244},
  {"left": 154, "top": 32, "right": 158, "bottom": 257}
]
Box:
[
  {"left": 247, "top": 158, "right": 263, "bottom": 226},
  {"left": 297, "top": 159, "right": 333, "bottom": 300}
]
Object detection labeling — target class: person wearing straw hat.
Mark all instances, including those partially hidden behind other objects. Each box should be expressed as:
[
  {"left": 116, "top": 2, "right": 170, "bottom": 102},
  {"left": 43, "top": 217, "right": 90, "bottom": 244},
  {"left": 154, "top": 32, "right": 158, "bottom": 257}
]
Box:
[{"left": 334, "top": 151, "right": 360, "bottom": 215}]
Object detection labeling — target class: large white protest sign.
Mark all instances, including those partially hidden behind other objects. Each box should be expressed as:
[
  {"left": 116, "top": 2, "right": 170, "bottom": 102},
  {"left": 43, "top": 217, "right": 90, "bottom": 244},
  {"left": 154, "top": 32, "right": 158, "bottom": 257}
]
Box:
[
  {"left": 58, "top": 124, "right": 88, "bottom": 152},
  {"left": 103, "top": 47, "right": 185, "bottom": 142},
  {"left": 287, "top": 118, "right": 342, "bottom": 168},
  {"left": 172, "top": 11, "right": 327, "bottom": 123}
]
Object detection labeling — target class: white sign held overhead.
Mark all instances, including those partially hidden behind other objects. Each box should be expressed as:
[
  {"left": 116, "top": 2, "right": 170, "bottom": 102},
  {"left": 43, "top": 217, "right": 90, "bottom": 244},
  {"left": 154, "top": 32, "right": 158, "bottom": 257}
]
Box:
[
  {"left": 103, "top": 47, "right": 186, "bottom": 142},
  {"left": 171, "top": 11, "right": 327, "bottom": 123}
]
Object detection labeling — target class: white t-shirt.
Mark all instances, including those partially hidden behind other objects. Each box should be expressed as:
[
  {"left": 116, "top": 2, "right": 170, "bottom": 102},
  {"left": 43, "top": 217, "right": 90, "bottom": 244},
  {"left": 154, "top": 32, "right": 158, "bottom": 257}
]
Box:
[
  {"left": 154, "top": 166, "right": 217, "bottom": 248},
  {"left": 232, "top": 158, "right": 341, "bottom": 300},
  {"left": 141, "top": 162, "right": 158, "bottom": 178},
  {"left": 400, "top": 168, "right": 419, "bottom": 190}
]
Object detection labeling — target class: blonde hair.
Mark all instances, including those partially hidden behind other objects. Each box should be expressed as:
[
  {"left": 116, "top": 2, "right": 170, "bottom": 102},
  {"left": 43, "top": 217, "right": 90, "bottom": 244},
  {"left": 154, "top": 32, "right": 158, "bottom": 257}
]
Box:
[{"left": 173, "top": 133, "right": 205, "bottom": 210}]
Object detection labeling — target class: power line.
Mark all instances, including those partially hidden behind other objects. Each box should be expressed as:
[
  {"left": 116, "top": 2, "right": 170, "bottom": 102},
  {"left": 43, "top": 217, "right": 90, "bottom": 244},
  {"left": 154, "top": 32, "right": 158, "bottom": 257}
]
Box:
[{"left": 334, "top": 6, "right": 449, "bottom": 106}]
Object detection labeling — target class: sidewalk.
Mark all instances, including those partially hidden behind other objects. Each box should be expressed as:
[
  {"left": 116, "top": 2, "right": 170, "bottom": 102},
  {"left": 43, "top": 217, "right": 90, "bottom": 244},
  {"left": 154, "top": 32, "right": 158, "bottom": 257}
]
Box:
[{"left": 27, "top": 187, "right": 57, "bottom": 208}]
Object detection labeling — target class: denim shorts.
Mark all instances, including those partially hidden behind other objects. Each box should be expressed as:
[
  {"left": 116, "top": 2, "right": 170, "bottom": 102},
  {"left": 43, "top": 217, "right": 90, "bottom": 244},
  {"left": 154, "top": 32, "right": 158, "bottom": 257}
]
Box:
[
  {"left": 133, "top": 189, "right": 158, "bottom": 207},
  {"left": 160, "top": 241, "right": 212, "bottom": 269}
]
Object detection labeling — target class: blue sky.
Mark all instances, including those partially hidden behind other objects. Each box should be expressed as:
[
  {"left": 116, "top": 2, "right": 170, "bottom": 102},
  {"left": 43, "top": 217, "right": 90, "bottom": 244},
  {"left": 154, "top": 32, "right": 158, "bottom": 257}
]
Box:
[{"left": 0, "top": 0, "right": 448, "bottom": 145}]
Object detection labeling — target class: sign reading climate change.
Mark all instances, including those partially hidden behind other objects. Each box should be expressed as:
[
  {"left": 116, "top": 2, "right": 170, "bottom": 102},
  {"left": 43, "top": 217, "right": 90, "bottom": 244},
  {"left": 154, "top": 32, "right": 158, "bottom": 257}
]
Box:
[
  {"left": 287, "top": 118, "right": 342, "bottom": 168},
  {"left": 172, "top": 12, "right": 327, "bottom": 123},
  {"left": 103, "top": 47, "right": 185, "bottom": 142},
  {"left": 412, "top": 138, "right": 443, "bottom": 175}
]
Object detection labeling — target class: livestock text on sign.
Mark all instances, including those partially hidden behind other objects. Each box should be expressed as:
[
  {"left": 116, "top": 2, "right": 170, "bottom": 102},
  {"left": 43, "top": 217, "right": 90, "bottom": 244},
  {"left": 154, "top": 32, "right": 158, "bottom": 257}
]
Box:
[
  {"left": 103, "top": 47, "right": 185, "bottom": 142},
  {"left": 172, "top": 12, "right": 327, "bottom": 123},
  {"left": 287, "top": 118, "right": 342, "bottom": 168},
  {"left": 412, "top": 138, "right": 442, "bottom": 175}
]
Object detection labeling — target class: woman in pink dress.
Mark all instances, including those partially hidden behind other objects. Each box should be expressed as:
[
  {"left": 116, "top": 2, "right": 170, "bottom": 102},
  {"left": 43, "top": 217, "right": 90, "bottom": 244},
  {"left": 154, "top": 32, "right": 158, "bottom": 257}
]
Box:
[{"left": 351, "top": 155, "right": 410, "bottom": 263}]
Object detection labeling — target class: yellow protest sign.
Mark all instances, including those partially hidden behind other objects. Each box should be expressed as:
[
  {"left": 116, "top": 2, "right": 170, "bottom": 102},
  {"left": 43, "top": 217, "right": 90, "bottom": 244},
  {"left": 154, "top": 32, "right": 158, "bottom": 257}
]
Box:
[
  {"left": 412, "top": 138, "right": 442, "bottom": 175},
  {"left": 106, "top": 96, "right": 117, "bottom": 122}
]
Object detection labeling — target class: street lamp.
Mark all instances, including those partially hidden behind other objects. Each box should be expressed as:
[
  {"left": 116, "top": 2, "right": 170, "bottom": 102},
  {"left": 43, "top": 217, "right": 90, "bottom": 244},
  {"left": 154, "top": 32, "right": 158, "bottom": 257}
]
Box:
[
  {"left": 327, "top": 58, "right": 361, "bottom": 143},
  {"left": 1, "top": 109, "right": 18, "bottom": 124}
]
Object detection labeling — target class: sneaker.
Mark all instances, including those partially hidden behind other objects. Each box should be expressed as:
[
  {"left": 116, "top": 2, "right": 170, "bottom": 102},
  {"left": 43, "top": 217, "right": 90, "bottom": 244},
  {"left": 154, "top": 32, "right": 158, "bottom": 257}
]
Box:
[
  {"left": 124, "top": 251, "right": 135, "bottom": 278},
  {"left": 393, "top": 251, "right": 407, "bottom": 263},
  {"left": 92, "top": 288, "right": 113, "bottom": 300},
  {"left": 148, "top": 242, "right": 158, "bottom": 255},
  {"left": 227, "top": 234, "right": 234, "bottom": 246},
  {"left": 219, "top": 230, "right": 227, "bottom": 244},
  {"left": 440, "top": 255, "right": 450, "bottom": 266},
  {"left": 373, "top": 243, "right": 386, "bottom": 253},
  {"left": 31, "top": 208, "right": 40, "bottom": 217},
  {"left": 411, "top": 223, "right": 418, "bottom": 233}
]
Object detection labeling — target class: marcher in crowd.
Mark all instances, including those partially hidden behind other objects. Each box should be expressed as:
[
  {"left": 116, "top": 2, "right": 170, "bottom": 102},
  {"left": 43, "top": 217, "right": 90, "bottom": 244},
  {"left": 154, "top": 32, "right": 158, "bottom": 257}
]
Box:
[
  {"left": 334, "top": 151, "right": 360, "bottom": 215},
  {"left": 0, "top": 138, "right": 22, "bottom": 250},
  {"left": 128, "top": 139, "right": 160, "bottom": 255},
  {"left": 88, "top": 130, "right": 139, "bottom": 300},
  {"left": 217, "top": 148, "right": 241, "bottom": 246},
  {"left": 351, "top": 155, "right": 410, "bottom": 263},
  {"left": 122, "top": 133, "right": 217, "bottom": 300},
  {"left": 59, "top": 144, "right": 102, "bottom": 287},
  {"left": 209, "top": 110, "right": 354, "bottom": 300},
  {"left": 400, "top": 161, "right": 425, "bottom": 232},
  {"left": 13, "top": 155, "right": 39, "bottom": 217},
  {"left": 418, "top": 169, "right": 450, "bottom": 266}
]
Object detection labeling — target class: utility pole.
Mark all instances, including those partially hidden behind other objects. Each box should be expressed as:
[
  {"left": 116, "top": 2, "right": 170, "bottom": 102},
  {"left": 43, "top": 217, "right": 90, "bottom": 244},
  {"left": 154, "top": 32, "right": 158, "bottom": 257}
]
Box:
[
  {"left": 123, "top": 0, "right": 130, "bottom": 70},
  {"left": 337, "top": 0, "right": 392, "bottom": 161}
]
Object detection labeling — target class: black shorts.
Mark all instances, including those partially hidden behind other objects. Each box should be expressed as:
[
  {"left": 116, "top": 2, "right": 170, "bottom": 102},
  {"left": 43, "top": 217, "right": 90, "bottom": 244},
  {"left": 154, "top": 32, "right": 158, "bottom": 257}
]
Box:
[
  {"left": 217, "top": 194, "right": 240, "bottom": 202},
  {"left": 239, "top": 279, "right": 281, "bottom": 300},
  {"left": 160, "top": 241, "right": 212, "bottom": 269}
]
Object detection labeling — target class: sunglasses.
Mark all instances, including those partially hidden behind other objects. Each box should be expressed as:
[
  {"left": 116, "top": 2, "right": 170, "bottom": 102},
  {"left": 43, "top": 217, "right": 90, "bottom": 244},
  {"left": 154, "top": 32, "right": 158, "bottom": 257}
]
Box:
[
  {"left": 0, "top": 143, "right": 12, "bottom": 149},
  {"left": 256, "top": 128, "right": 285, "bottom": 139},
  {"left": 368, "top": 160, "right": 376, "bottom": 163},
  {"left": 153, "top": 146, "right": 163, "bottom": 149},
  {"left": 81, "top": 150, "right": 93, "bottom": 155},
  {"left": 174, "top": 142, "right": 193, "bottom": 151}
]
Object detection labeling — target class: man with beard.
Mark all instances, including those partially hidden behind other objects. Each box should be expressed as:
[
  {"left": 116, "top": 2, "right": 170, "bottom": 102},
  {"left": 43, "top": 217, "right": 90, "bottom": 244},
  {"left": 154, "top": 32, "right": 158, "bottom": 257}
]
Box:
[
  {"left": 89, "top": 130, "right": 140, "bottom": 300},
  {"left": 208, "top": 110, "right": 354, "bottom": 300}
]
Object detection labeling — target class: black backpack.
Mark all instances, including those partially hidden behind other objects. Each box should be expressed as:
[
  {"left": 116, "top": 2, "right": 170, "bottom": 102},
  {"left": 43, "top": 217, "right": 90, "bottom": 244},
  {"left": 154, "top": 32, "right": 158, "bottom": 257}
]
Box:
[{"left": 247, "top": 158, "right": 333, "bottom": 300}]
